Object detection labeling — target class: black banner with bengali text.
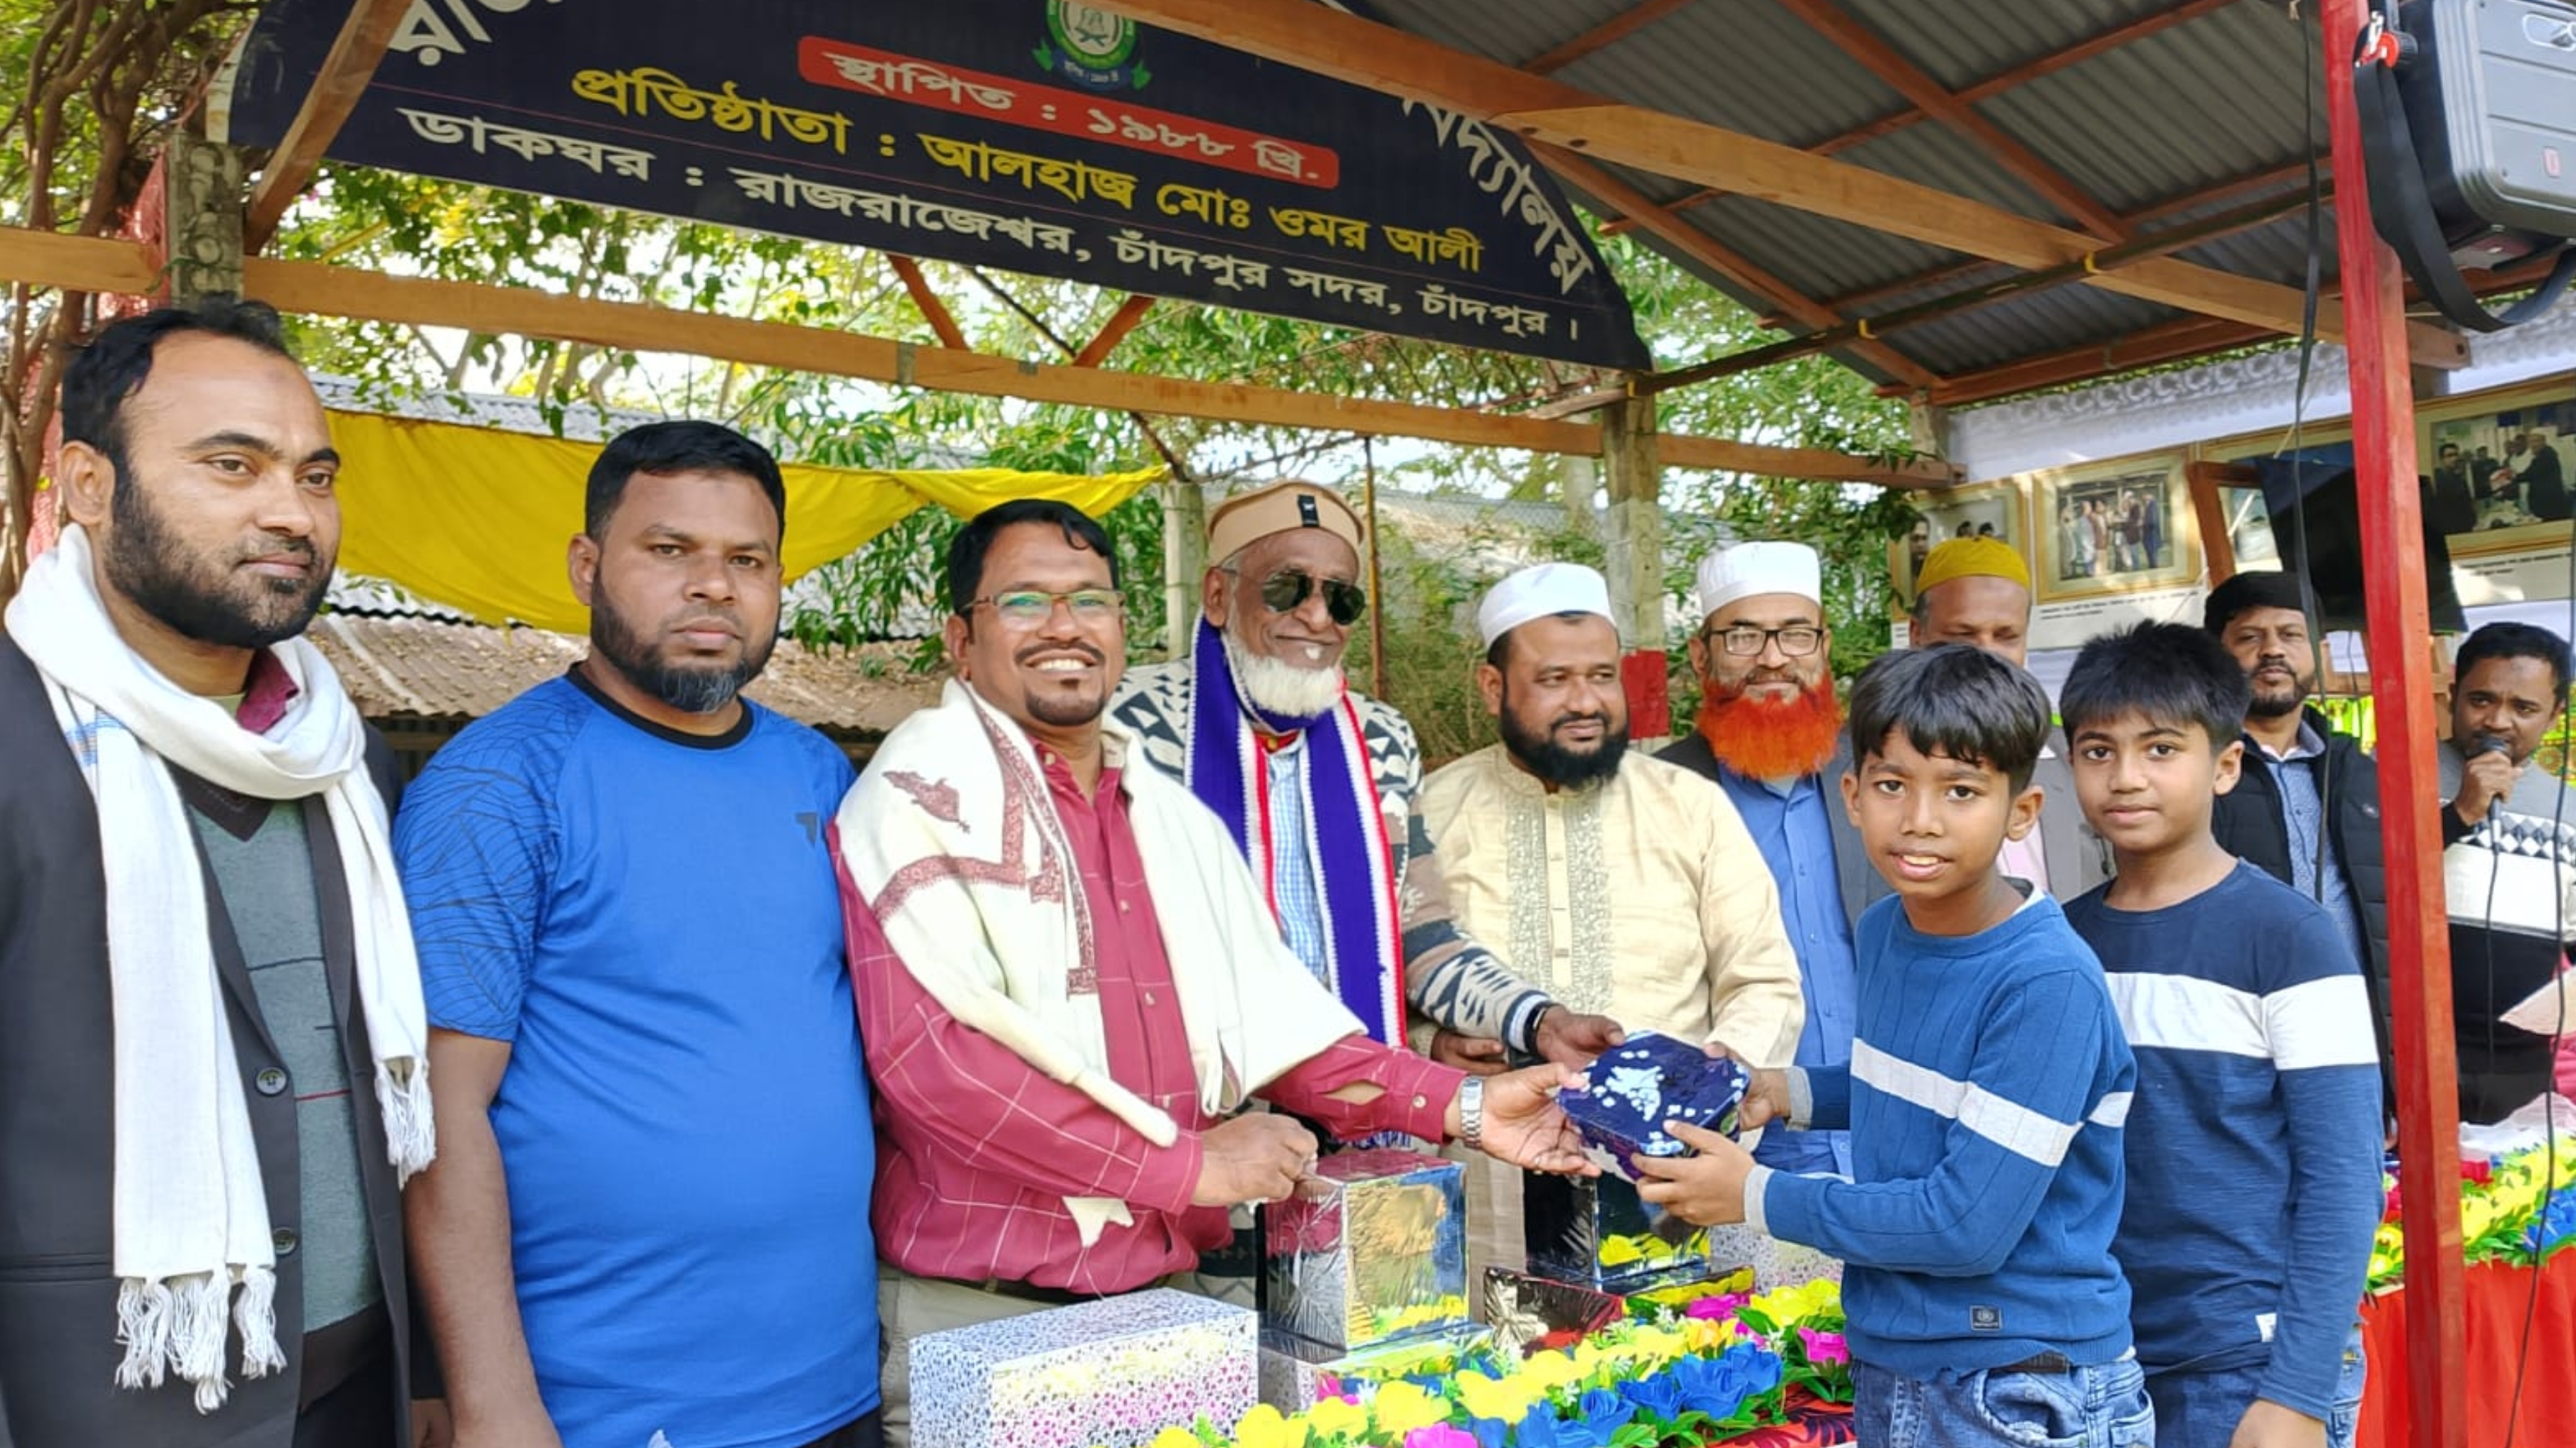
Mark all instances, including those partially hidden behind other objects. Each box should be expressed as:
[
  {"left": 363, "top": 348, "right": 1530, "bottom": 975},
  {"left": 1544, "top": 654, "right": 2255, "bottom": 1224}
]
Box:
[{"left": 217, "top": 0, "right": 1650, "bottom": 369}]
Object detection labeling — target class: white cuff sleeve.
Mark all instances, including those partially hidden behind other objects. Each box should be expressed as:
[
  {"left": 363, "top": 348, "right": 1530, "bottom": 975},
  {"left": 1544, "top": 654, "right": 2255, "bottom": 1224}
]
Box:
[
  {"left": 1742, "top": 1164, "right": 1778, "bottom": 1237},
  {"left": 1785, "top": 1068, "right": 1815, "bottom": 1129}
]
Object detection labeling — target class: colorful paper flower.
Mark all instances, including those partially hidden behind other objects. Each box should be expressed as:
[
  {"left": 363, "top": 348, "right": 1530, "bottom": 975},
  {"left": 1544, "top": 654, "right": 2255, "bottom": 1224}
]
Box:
[
  {"left": 1230, "top": 1403, "right": 1309, "bottom": 1448},
  {"left": 1617, "top": 1370, "right": 1682, "bottom": 1421},
  {"left": 1798, "top": 1326, "right": 1851, "bottom": 1367},
  {"left": 1401, "top": 1427, "right": 1479, "bottom": 1448},
  {"left": 1573, "top": 1386, "right": 1637, "bottom": 1435},
  {"left": 1368, "top": 1382, "right": 1449, "bottom": 1437},
  {"left": 1450, "top": 1370, "right": 1534, "bottom": 1426},
  {"left": 1684, "top": 1290, "right": 1751, "bottom": 1320},
  {"left": 1304, "top": 1395, "right": 1367, "bottom": 1440}
]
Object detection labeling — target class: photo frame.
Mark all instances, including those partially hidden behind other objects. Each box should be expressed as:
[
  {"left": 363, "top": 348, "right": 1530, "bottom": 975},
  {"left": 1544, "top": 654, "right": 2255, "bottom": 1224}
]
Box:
[
  {"left": 2219, "top": 486, "right": 2282, "bottom": 571},
  {"left": 2419, "top": 381, "right": 2576, "bottom": 558},
  {"left": 1888, "top": 482, "right": 2028, "bottom": 607},
  {"left": 2032, "top": 455, "right": 2198, "bottom": 602}
]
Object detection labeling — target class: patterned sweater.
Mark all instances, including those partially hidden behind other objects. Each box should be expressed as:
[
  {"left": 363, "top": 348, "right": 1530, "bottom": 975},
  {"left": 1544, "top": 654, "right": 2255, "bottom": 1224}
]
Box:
[{"left": 1110, "top": 660, "right": 1555, "bottom": 1051}]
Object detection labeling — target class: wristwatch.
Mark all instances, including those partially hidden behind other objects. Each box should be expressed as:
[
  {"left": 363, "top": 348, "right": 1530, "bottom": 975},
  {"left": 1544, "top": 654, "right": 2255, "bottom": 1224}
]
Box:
[{"left": 1459, "top": 1075, "right": 1486, "bottom": 1152}]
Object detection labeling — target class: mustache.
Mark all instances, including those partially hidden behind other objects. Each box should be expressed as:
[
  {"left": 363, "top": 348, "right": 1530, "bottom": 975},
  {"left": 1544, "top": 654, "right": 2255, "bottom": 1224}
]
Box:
[
  {"left": 238, "top": 537, "right": 316, "bottom": 564},
  {"left": 1551, "top": 711, "right": 1611, "bottom": 730},
  {"left": 671, "top": 609, "right": 744, "bottom": 634},
  {"left": 1016, "top": 641, "right": 1105, "bottom": 666}
]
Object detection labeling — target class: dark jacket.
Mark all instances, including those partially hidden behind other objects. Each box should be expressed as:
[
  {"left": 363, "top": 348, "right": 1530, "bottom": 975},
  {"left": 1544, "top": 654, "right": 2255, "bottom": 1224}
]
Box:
[
  {"left": 0, "top": 636, "right": 416, "bottom": 1448},
  {"left": 2210, "top": 709, "right": 2397, "bottom": 1110}
]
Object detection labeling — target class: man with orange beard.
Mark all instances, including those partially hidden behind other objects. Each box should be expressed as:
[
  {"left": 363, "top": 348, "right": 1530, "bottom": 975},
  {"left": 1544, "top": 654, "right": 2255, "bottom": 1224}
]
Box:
[{"left": 1657, "top": 542, "right": 1858, "bottom": 1177}]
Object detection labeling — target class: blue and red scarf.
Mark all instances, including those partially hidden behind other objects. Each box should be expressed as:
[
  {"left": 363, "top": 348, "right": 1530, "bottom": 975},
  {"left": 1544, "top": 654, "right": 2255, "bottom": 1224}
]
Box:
[{"left": 1184, "top": 617, "right": 1404, "bottom": 1047}]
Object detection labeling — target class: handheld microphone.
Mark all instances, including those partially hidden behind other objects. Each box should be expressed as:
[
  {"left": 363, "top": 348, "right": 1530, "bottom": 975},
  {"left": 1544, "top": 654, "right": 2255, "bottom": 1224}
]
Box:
[{"left": 2469, "top": 733, "right": 2513, "bottom": 822}]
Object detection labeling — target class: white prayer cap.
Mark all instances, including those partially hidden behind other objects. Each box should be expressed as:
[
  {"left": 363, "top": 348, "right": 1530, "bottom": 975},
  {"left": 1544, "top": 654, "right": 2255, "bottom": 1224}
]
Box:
[
  {"left": 1477, "top": 562, "right": 1615, "bottom": 650},
  {"left": 1696, "top": 541, "right": 1822, "bottom": 619}
]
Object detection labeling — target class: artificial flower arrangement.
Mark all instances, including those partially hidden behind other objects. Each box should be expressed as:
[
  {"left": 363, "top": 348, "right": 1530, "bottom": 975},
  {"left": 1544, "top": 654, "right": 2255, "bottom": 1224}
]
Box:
[
  {"left": 1141, "top": 1282, "right": 1851, "bottom": 1448},
  {"left": 2368, "top": 1137, "right": 2576, "bottom": 1291}
]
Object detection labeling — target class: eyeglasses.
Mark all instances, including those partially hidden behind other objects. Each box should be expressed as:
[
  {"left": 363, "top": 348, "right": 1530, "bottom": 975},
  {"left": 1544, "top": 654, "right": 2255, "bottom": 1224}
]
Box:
[
  {"left": 968, "top": 588, "right": 1124, "bottom": 624},
  {"left": 1707, "top": 624, "right": 1825, "bottom": 658},
  {"left": 1225, "top": 568, "right": 1368, "bottom": 626}
]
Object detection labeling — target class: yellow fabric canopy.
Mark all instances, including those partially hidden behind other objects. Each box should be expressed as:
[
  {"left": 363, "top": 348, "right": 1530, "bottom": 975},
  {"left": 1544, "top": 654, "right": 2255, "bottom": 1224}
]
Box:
[{"left": 325, "top": 408, "right": 1162, "bottom": 633}]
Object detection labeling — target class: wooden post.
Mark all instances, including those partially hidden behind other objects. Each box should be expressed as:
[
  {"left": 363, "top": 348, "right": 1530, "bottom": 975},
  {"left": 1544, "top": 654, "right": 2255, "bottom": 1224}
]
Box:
[
  {"left": 1161, "top": 477, "right": 1206, "bottom": 662},
  {"left": 1558, "top": 453, "right": 1599, "bottom": 539},
  {"left": 161, "top": 133, "right": 247, "bottom": 304},
  {"left": 1602, "top": 387, "right": 1670, "bottom": 737},
  {"left": 2321, "top": 8, "right": 2469, "bottom": 1448},
  {"left": 1363, "top": 437, "right": 1390, "bottom": 702}
]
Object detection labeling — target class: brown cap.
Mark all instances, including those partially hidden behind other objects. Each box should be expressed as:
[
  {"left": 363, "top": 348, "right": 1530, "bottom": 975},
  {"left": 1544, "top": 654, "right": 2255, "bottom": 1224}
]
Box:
[{"left": 1204, "top": 479, "right": 1365, "bottom": 565}]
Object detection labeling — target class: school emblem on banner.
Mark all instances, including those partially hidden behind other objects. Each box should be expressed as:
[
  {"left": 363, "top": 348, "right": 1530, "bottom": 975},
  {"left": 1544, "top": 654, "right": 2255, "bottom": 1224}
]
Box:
[{"left": 1035, "top": 1, "right": 1148, "bottom": 90}]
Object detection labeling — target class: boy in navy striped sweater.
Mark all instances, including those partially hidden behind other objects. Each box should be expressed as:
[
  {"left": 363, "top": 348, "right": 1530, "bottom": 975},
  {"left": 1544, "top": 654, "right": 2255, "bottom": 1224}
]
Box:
[
  {"left": 1638, "top": 646, "right": 2148, "bottom": 1448},
  {"left": 2059, "top": 624, "right": 2382, "bottom": 1448}
]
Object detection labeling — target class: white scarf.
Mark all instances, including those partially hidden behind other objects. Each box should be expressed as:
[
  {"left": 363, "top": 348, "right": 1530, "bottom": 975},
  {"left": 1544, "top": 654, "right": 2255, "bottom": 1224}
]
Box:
[
  {"left": 4, "top": 525, "right": 433, "bottom": 1413},
  {"left": 837, "top": 679, "right": 1362, "bottom": 1243}
]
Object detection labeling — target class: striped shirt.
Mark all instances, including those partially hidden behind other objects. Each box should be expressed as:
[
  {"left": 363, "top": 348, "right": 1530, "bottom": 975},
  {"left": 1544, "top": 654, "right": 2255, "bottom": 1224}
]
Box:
[
  {"left": 1751, "top": 889, "right": 2137, "bottom": 1378},
  {"left": 2065, "top": 864, "right": 2382, "bottom": 1419}
]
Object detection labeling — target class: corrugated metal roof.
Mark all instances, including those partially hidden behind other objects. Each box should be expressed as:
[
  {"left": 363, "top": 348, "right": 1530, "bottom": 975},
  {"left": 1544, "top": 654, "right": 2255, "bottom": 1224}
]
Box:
[
  {"left": 1356, "top": 0, "right": 2382, "bottom": 393},
  {"left": 1552, "top": 3, "right": 1894, "bottom": 144},
  {"left": 308, "top": 614, "right": 939, "bottom": 734}
]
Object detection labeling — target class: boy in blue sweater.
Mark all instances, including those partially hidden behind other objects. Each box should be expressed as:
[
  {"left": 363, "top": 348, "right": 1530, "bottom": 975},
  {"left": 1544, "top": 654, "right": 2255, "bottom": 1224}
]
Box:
[
  {"left": 2058, "top": 624, "right": 2383, "bottom": 1448},
  {"left": 1638, "top": 645, "right": 2147, "bottom": 1448}
]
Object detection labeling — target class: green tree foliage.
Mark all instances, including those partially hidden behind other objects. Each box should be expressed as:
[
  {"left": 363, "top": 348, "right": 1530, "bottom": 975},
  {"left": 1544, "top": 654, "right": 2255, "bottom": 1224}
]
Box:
[{"left": 0, "top": 0, "right": 254, "bottom": 597}]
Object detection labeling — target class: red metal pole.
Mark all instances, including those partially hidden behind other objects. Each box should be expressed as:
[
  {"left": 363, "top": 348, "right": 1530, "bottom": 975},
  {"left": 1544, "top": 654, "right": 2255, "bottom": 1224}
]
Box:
[{"left": 2319, "top": 6, "right": 2469, "bottom": 1447}]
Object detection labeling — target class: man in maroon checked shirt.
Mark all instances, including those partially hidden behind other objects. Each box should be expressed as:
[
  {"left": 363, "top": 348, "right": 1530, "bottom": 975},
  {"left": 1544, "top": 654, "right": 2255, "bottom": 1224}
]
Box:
[{"left": 833, "top": 500, "right": 1594, "bottom": 1445}]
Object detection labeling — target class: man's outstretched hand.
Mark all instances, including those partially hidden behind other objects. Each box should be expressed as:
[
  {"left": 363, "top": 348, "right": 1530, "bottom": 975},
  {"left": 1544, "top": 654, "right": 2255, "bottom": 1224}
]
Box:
[
  {"left": 1456, "top": 1063, "right": 1599, "bottom": 1176},
  {"left": 1533, "top": 1007, "right": 1626, "bottom": 1069},
  {"left": 1428, "top": 1029, "right": 1511, "bottom": 1075}
]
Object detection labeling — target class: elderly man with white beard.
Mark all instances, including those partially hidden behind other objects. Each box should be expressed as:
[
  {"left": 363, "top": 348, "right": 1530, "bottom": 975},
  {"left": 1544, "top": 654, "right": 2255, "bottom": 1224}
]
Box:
[{"left": 1109, "top": 481, "right": 1624, "bottom": 1086}]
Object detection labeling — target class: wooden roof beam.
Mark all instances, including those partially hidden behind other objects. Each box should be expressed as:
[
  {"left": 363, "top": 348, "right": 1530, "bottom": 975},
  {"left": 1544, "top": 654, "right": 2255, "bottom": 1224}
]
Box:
[
  {"left": 1073, "top": 293, "right": 1156, "bottom": 367},
  {"left": 1924, "top": 252, "right": 2549, "bottom": 406},
  {"left": 1522, "top": 0, "right": 1698, "bottom": 76},
  {"left": 1597, "top": 0, "right": 2245, "bottom": 249},
  {"left": 1533, "top": 142, "right": 1942, "bottom": 390},
  {"left": 1771, "top": 0, "right": 2128, "bottom": 240},
  {"left": 0, "top": 227, "right": 1950, "bottom": 485},
  {"left": 885, "top": 255, "right": 967, "bottom": 349},
  {"left": 244, "top": 0, "right": 410, "bottom": 250},
  {"left": 1084, "top": 0, "right": 2444, "bottom": 361},
  {"left": 1812, "top": 158, "right": 2321, "bottom": 315}
]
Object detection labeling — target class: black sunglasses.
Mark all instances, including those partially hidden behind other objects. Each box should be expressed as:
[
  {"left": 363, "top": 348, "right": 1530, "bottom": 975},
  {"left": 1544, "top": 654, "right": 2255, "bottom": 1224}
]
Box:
[{"left": 1229, "top": 568, "right": 1368, "bottom": 626}]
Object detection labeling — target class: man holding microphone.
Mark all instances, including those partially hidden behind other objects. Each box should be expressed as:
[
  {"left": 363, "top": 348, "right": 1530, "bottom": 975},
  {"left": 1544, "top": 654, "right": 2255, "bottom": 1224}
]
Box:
[{"left": 2438, "top": 622, "right": 2576, "bottom": 1123}]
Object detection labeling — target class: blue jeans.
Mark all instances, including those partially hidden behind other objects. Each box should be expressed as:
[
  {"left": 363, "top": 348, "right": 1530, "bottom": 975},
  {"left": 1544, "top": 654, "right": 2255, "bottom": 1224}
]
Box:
[
  {"left": 2147, "top": 1332, "right": 2367, "bottom": 1448},
  {"left": 1853, "top": 1357, "right": 2154, "bottom": 1447}
]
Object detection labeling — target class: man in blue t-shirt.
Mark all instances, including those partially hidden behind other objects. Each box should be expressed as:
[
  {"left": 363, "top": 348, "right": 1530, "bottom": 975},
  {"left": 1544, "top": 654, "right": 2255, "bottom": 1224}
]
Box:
[
  {"left": 2060, "top": 624, "right": 2381, "bottom": 1448},
  {"left": 397, "top": 422, "right": 880, "bottom": 1448}
]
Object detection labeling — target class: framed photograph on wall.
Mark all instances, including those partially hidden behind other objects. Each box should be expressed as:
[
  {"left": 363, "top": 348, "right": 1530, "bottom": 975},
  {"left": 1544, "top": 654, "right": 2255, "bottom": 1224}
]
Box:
[
  {"left": 2032, "top": 455, "right": 2198, "bottom": 602},
  {"left": 2420, "top": 382, "right": 2576, "bottom": 556},
  {"left": 2191, "top": 419, "right": 2355, "bottom": 580},
  {"left": 1889, "top": 482, "right": 2028, "bottom": 607}
]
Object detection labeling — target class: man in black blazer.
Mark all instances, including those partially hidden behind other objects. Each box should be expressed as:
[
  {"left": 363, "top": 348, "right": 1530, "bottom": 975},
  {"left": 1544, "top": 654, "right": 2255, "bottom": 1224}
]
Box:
[{"left": 0, "top": 298, "right": 426, "bottom": 1447}]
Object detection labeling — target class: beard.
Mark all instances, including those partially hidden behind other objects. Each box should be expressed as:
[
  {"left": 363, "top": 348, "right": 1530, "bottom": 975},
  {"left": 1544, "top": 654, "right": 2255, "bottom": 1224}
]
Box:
[
  {"left": 1018, "top": 639, "right": 1111, "bottom": 728},
  {"left": 591, "top": 589, "right": 775, "bottom": 715},
  {"left": 2246, "top": 663, "right": 2308, "bottom": 720},
  {"left": 1500, "top": 702, "right": 1628, "bottom": 790},
  {"left": 1696, "top": 676, "right": 1843, "bottom": 781},
  {"left": 1223, "top": 625, "right": 1346, "bottom": 721},
  {"left": 103, "top": 464, "right": 332, "bottom": 650}
]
